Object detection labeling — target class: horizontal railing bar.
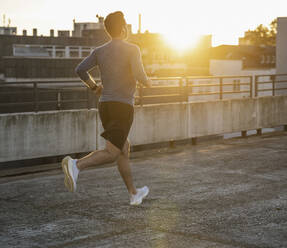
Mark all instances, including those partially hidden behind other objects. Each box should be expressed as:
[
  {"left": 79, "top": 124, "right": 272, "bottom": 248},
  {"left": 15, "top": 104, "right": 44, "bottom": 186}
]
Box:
[
  {"left": 140, "top": 94, "right": 181, "bottom": 98},
  {"left": 235, "top": 83, "right": 251, "bottom": 86},
  {"left": 0, "top": 81, "right": 83, "bottom": 85},
  {"left": 257, "top": 81, "right": 272, "bottom": 84},
  {"left": 60, "top": 99, "right": 88, "bottom": 103},
  {"left": 222, "top": 90, "right": 250, "bottom": 94},
  {"left": 1, "top": 100, "right": 88, "bottom": 105},
  {"left": 221, "top": 83, "right": 251, "bottom": 87},
  {"left": 37, "top": 99, "right": 88, "bottom": 104},
  {"left": 141, "top": 85, "right": 179, "bottom": 89},
  {"left": 186, "top": 75, "right": 252, "bottom": 79},
  {"left": 257, "top": 89, "right": 273, "bottom": 92},
  {"left": 0, "top": 100, "right": 90, "bottom": 105},
  {"left": 190, "top": 92, "right": 220, "bottom": 96},
  {"left": 38, "top": 88, "right": 87, "bottom": 92},
  {"left": 257, "top": 87, "right": 287, "bottom": 92},
  {"left": 0, "top": 79, "right": 101, "bottom": 84},
  {"left": 0, "top": 91, "right": 34, "bottom": 95},
  {"left": 0, "top": 102, "right": 34, "bottom": 106},
  {"left": 257, "top": 81, "right": 287, "bottom": 84},
  {"left": 150, "top": 77, "right": 182, "bottom": 80},
  {"left": 0, "top": 88, "right": 87, "bottom": 94},
  {"left": 256, "top": 73, "right": 287, "bottom": 78},
  {"left": 189, "top": 84, "right": 220, "bottom": 87},
  {"left": 189, "top": 82, "right": 250, "bottom": 87}
]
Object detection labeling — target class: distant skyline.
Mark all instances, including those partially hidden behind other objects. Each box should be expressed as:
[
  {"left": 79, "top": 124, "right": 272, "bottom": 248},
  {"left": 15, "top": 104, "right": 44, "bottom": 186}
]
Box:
[{"left": 0, "top": 0, "right": 286, "bottom": 46}]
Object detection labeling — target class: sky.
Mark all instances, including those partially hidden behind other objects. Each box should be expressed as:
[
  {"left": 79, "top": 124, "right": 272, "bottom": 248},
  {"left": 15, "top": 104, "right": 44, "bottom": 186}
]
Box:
[{"left": 0, "top": 0, "right": 287, "bottom": 47}]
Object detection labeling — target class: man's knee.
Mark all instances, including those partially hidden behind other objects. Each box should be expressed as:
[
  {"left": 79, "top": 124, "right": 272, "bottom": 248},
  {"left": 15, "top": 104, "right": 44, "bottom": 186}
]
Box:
[
  {"left": 105, "top": 141, "right": 121, "bottom": 163},
  {"left": 104, "top": 148, "right": 120, "bottom": 163},
  {"left": 121, "top": 141, "right": 130, "bottom": 158}
]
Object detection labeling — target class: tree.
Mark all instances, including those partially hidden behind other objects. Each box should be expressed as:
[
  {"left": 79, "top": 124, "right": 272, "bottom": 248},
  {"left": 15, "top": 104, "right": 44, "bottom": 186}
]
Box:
[
  {"left": 269, "top": 19, "right": 277, "bottom": 45},
  {"left": 241, "top": 19, "right": 277, "bottom": 46}
]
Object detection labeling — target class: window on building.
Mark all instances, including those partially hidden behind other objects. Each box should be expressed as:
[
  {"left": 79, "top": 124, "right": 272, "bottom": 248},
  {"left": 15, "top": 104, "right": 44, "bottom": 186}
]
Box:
[
  {"left": 56, "top": 51, "right": 65, "bottom": 58},
  {"left": 70, "top": 51, "right": 79, "bottom": 57}
]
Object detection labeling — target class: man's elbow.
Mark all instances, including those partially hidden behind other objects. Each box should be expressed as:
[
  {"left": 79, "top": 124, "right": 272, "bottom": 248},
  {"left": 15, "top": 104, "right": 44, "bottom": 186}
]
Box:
[
  {"left": 75, "top": 65, "right": 82, "bottom": 76},
  {"left": 75, "top": 65, "right": 90, "bottom": 82}
]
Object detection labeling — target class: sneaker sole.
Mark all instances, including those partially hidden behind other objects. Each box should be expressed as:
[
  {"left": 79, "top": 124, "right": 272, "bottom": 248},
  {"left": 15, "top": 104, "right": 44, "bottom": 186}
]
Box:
[{"left": 61, "top": 156, "right": 75, "bottom": 192}]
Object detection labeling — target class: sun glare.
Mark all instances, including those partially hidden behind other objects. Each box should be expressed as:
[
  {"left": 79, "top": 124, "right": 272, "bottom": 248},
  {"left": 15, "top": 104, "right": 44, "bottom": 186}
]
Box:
[{"left": 163, "top": 31, "right": 201, "bottom": 52}]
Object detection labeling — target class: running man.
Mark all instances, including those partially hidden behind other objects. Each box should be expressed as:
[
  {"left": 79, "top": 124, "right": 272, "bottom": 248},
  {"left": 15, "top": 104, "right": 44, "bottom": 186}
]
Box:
[{"left": 61, "top": 11, "right": 152, "bottom": 205}]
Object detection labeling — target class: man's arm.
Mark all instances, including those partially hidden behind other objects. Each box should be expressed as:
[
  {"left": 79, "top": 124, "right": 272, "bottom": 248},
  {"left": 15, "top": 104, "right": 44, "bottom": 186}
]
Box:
[
  {"left": 131, "top": 46, "right": 152, "bottom": 88},
  {"left": 75, "top": 49, "right": 99, "bottom": 90}
]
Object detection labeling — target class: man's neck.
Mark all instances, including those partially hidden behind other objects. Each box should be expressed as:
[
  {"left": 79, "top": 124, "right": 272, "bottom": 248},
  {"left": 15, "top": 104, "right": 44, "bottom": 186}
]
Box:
[{"left": 112, "top": 37, "right": 123, "bottom": 40}]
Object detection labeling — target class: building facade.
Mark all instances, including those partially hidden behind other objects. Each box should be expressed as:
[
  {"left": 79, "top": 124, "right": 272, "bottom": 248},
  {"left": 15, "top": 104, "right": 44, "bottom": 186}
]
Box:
[{"left": 276, "top": 17, "right": 287, "bottom": 74}]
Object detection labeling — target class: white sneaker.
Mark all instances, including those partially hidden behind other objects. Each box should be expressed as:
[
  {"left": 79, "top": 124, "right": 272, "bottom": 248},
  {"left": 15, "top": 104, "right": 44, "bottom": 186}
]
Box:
[
  {"left": 130, "top": 186, "right": 149, "bottom": 206},
  {"left": 62, "top": 156, "right": 79, "bottom": 192}
]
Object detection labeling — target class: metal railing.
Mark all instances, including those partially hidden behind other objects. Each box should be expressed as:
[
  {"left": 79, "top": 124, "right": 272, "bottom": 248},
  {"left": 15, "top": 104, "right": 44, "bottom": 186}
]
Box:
[
  {"left": 1, "top": 74, "right": 286, "bottom": 113},
  {"left": 136, "top": 75, "right": 253, "bottom": 106},
  {"left": 255, "top": 74, "right": 287, "bottom": 96},
  {"left": 0, "top": 79, "right": 101, "bottom": 113}
]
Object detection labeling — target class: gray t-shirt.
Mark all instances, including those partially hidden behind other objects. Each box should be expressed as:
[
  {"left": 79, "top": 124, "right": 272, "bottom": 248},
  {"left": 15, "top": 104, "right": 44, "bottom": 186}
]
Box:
[{"left": 75, "top": 39, "right": 149, "bottom": 106}]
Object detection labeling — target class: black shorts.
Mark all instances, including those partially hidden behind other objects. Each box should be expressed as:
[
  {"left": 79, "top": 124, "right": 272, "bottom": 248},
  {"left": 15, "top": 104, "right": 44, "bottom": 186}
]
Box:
[{"left": 98, "top": 101, "right": 134, "bottom": 150}]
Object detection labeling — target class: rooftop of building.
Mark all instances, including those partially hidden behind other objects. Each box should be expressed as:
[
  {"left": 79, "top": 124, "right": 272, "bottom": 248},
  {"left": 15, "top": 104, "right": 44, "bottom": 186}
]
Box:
[{"left": 1, "top": 131, "right": 286, "bottom": 247}]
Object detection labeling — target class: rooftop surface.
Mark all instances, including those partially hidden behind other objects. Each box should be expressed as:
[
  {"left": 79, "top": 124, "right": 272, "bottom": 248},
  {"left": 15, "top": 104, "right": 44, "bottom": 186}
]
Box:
[{"left": 1, "top": 132, "right": 287, "bottom": 248}]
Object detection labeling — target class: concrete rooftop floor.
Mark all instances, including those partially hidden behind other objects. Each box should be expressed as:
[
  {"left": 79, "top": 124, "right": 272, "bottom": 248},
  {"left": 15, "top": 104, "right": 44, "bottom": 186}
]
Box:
[{"left": 0, "top": 132, "right": 287, "bottom": 248}]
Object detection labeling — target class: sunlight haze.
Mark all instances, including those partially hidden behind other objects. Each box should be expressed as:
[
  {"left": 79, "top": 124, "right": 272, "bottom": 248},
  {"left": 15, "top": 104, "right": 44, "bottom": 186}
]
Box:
[{"left": 0, "top": 0, "right": 286, "bottom": 46}]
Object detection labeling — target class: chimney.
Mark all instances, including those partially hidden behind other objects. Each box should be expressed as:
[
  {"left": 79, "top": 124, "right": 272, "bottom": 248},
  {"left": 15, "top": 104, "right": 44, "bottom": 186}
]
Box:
[
  {"left": 33, "top": 28, "right": 37, "bottom": 36},
  {"left": 96, "top": 14, "right": 104, "bottom": 24},
  {"left": 138, "top": 14, "right": 142, "bottom": 34},
  {"left": 50, "top": 29, "right": 54, "bottom": 37},
  {"left": 23, "top": 29, "right": 27, "bottom": 36}
]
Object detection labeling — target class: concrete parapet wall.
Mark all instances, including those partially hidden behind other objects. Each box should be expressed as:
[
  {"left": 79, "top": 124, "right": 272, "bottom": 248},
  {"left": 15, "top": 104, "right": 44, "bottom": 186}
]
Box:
[
  {"left": 1, "top": 96, "right": 287, "bottom": 162},
  {"left": 130, "top": 103, "right": 188, "bottom": 146},
  {"left": 0, "top": 110, "right": 98, "bottom": 162}
]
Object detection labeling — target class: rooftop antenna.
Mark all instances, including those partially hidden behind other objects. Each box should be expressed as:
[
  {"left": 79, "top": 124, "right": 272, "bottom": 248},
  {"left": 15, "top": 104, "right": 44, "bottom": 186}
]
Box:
[{"left": 8, "top": 18, "right": 11, "bottom": 27}]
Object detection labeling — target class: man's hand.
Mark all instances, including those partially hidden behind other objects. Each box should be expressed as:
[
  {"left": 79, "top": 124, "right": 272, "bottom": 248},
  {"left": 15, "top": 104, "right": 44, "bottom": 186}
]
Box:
[
  {"left": 145, "top": 79, "right": 152, "bottom": 88},
  {"left": 92, "top": 83, "right": 103, "bottom": 96}
]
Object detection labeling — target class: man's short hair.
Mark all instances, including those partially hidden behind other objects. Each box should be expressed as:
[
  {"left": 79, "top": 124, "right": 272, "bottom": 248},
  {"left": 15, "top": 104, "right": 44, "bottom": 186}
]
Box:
[{"left": 104, "top": 11, "right": 127, "bottom": 38}]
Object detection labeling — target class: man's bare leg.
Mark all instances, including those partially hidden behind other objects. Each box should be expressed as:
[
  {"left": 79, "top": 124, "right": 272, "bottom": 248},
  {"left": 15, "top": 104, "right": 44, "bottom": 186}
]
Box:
[
  {"left": 77, "top": 140, "right": 121, "bottom": 171},
  {"left": 117, "top": 140, "right": 137, "bottom": 195}
]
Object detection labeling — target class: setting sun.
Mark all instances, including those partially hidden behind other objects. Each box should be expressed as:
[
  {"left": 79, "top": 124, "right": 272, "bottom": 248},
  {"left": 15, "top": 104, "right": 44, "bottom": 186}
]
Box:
[{"left": 163, "top": 31, "right": 201, "bottom": 52}]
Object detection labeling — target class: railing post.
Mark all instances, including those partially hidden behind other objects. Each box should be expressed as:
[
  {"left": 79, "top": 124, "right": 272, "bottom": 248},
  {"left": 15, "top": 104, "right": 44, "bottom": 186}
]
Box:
[
  {"left": 33, "top": 82, "right": 39, "bottom": 112},
  {"left": 57, "top": 91, "right": 61, "bottom": 110},
  {"left": 139, "top": 84, "right": 143, "bottom": 107},
  {"left": 179, "top": 77, "right": 185, "bottom": 102},
  {"left": 185, "top": 77, "right": 189, "bottom": 102},
  {"left": 189, "top": 80, "right": 193, "bottom": 101},
  {"left": 179, "top": 78, "right": 182, "bottom": 102},
  {"left": 255, "top": 75, "right": 258, "bottom": 97},
  {"left": 219, "top": 77, "right": 223, "bottom": 100},
  {"left": 86, "top": 88, "right": 90, "bottom": 109},
  {"left": 271, "top": 75, "right": 275, "bottom": 96},
  {"left": 241, "top": 130, "right": 247, "bottom": 138},
  {"left": 191, "top": 137, "right": 197, "bottom": 145},
  {"left": 249, "top": 76, "right": 253, "bottom": 98}
]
